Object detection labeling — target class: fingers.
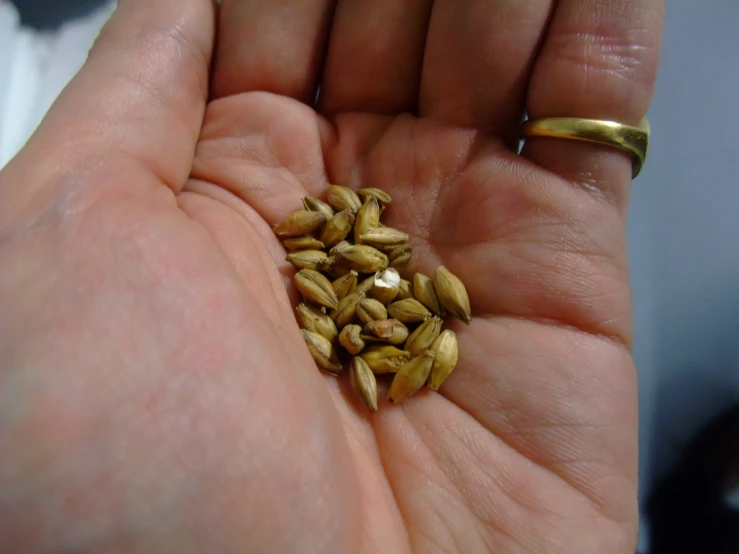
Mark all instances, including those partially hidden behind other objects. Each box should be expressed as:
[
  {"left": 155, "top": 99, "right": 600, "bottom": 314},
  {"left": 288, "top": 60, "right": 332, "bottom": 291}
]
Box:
[
  {"left": 3, "top": 0, "right": 215, "bottom": 195},
  {"left": 522, "top": 0, "right": 665, "bottom": 208},
  {"left": 211, "top": 0, "right": 336, "bottom": 102},
  {"left": 419, "top": 0, "right": 553, "bottom": 143},
  {"left": 318, "top": 0, "right": 433, "bottom": 115}
]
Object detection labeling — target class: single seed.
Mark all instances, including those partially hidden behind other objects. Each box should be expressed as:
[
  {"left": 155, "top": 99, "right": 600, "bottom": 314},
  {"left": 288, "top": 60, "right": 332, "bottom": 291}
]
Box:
[
  {"left": 282, "top": 236, "right": 325, "bottom": 251},
  {"left": 357, "top": 188, "right": 392, "bottom": 205},
  {"left": 322, "top": 242, "right": 352, "bottom": 277},
  {"left": 273, "top": 210, "right": 325, "bottom": 237},
  {"left": 372, "top": 242, "right": 403, "bottom": 254},
  {"left": 388, "top": 244, "right": 412, "bottom": 268},
  {"left": 427, "top": 330, "right": 459, "bottom": 391},
  {"left": 359, "top": 227, "right": 409, "bottom": 248},
  {"left": 349, "top": 357, "right": 378, "bottom": 412},
  {"left": 296, "top": 303, "right": 338, "bottom": 342},
  {"left": 360, "top": 345, "right": 410, "bottom": 374},
  {"left": 354, "top": 197, "right": 381, "bottom": 243},
  {"left": 357, "top": 275, "right": 375, "bottom": 295},
  {"left": 362, "top": 319, "right": 409, "bottom": 345},
  {"left": 285, "top": 250, "right": 328, "bottom": 271},
  {"left": 327, "top": 185, "right": 362, "bottom": 214},
  {"left": 330, "top": 290, "right": 365, "bottom": 329},
  {"left": 413, "top": 272, "right": 444, "bottom": 316},
  {"left": 387, "top": 298, "right": 432, "bottom": 323},
  {"left": 320, "top": 209, "right": 355, "bottom": 248},
  {"left": 330, "top": 240, "right": 352, "bottom": 255},
  {"left": 434, "top": 266, "right": 472, "bottom": 324},
  {"left": 294, "top": 269, "right": 339, "bottom": 310},
  {"left": 332, "top": 244, "right": 388, "bottom": 274},
  {"left": 387, "top": 350, "right": 436, "bottom": 403},
  {"left": 323, "top": 262, "right": 352, "bottom": 278},
  {"left": 301, "top": 330, "right": 342, "bottom": 374},
  {"left": 372, "top": 268, "right": 400, "bottom": 304},
  {"left": 396, "top": 279, "right": 413, "bottom": 301},
  {"left": 357, "top": 298, "right": 388, "bottom": 324},
  {"left": 339, "top": 324, "right": 365, "bottom": 355},
  {"left": 404, "top": 316, "right": 442, "bottom": 357},
  {"left": 320, "top": 256, "right": 349, "bottom": 278},
  {"left": 331, "top": 271, "right": 358, "bottom": 302},
  {"left": 303, "top": 196, "right": 335, "bottom": 220}
]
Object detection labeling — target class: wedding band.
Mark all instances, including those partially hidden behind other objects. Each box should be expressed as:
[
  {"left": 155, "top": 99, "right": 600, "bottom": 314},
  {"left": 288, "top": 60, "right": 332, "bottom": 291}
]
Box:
[{"left": 520, "top": 117, "right": 650, "bottom": 178}]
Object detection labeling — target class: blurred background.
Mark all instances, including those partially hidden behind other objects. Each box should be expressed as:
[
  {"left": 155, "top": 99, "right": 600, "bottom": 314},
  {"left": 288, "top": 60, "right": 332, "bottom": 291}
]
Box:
[{"left": 2, "top": 1, "right": 738, "bottom": 552}]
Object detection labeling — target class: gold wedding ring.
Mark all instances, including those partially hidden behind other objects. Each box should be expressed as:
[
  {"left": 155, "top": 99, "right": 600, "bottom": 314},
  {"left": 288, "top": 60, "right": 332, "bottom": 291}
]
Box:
[{"left": 520, "top": 117, "right": 650, "bottom": 178}]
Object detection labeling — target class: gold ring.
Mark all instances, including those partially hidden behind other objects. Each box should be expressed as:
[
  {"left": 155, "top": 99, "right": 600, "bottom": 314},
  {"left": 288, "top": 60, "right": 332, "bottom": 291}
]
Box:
[{"left": 520, "top": 117, "right": 650, "bottom": 178}]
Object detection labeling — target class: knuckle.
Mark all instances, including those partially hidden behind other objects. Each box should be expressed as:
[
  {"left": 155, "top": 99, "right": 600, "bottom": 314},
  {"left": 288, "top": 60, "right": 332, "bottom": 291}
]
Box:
[{"left": 546, "top": 29, "right": 657, "bottom": 105}]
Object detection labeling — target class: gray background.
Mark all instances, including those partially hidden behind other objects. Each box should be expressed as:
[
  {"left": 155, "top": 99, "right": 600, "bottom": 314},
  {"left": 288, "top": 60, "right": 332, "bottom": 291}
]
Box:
[{"left": 629, "top": 0, "right": 739, "bottom": 493}]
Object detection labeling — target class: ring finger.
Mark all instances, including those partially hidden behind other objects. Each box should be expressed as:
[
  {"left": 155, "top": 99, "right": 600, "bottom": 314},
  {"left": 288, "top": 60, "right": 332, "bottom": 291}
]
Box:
[{"left": 521, "top": 0, "right": 666, "bottom": 210}]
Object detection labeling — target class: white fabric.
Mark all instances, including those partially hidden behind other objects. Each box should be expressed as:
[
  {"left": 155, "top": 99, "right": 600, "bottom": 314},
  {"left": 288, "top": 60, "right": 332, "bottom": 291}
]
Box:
[{"left": 0, "top": 0, "right": 115, "bottom": 167}]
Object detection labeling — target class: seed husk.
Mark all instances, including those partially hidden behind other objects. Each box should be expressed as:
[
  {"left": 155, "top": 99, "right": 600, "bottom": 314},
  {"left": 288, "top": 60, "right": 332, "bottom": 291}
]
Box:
[
  {"left": 357, "top": 275, "right": 375, "bottom": 295},
  {"left": 362, "top": 319, "right": 409, "bottom": 345},
  {"left": 330, "top": 240, "right": 352, "bottom": 255},
  {"left": 413, "top": 272, "right": 445, "bottom": 316},
  {"left": 320, "top": 209, "right": 355, "bottom": 248},
  {"left": 349, "top": 357, "right": 378, "bottom": 412},
  {"left": 339, "top": 324, "right": 365, "bottom": 355},
  {"left": 387, "top": 350, "right": 436, "bottom": 403},
  {"left": 388, "top": 244, "right": 412, "bottom": 268},
  {"left": 322, "top": 261, "right": 352, "bottom": 278},
  {"left": 282, "top": 236, "right": 325, "bottom": 251},
  {"left": 321, "top": 243, "right": 351, "bottom": 277},
  {"left": 285, "top": 249, "right": 328, "bottom": 271},
  {"left": 387, "top": 298, "right": 432, "bottom": 323},
  {"left": 434, "top": 266, "right": 472, "bottom": 324},
  {"left": 404, "top": 316, "right": 442, "bottom": 357},
  {"left": 295, "top": 303, "right": 338, "bottom": 342},
  {"left": 294, "top": 269, "right": 339, "bottom": 309},
  {"left": 330, "top": 290, "right": 365, "bottom": 329},
  {"left": 427, "top": 330, "right": 459, "bottom": 391},
  {"left": 357, "top": 298, "right": 388, "bottom": 324},
  {"left": 359, "top": 227, "right": 409, "bottom": 248},
  {"left": 354, "top": 197, "right": 381, "bottom": 243},
  {"left": 371, "top": 268, "right": 400, "bottom": 305},
  {"left": 360, "top": 345, "right": 410, "bottom": 374},
  {"left": 331, "top": 270, "right": 358, "bottom": 302},
  {"left": 301, "top": 330, "right": 342, "bottom": 374},
  {"left": 273, "top": 210, "right": 326, "bottom": 237},
  {"left": 303, "top": 196, "right": 335, "bottom": 220},
  {"left": 396, "top": 279, "right": 413, "bottom": 301},
  {"left": 327, "top": 185, "right": 362, "bottom": 214},
  {"left": 357, "top": 188, "right": 392, "bottom": 205},
  {"left": 332, "top": 244, "right": 388, "bottom": 274}
]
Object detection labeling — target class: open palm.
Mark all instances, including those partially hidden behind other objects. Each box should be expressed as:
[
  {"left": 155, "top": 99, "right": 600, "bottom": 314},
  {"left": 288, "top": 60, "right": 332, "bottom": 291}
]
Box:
[{"left": 0, "top": 1, "right": 665, "bottom": 552}]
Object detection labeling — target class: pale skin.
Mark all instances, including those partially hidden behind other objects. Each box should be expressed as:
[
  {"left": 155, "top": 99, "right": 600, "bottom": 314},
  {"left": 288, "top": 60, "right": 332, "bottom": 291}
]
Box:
[{"left": 0, "top": 0, "right": 665, "bottom": 552}]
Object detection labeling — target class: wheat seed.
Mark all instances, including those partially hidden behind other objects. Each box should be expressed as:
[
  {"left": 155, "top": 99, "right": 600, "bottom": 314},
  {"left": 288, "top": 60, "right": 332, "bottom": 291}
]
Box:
[{"left": 434, "top": 266, "right": 471, "bottom": 324}]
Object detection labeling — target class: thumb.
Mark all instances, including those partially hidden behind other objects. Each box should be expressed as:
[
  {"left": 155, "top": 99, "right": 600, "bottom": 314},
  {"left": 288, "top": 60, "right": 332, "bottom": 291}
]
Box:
[{"left": 0, "top": 0, "right": 215, "bottom": 220}]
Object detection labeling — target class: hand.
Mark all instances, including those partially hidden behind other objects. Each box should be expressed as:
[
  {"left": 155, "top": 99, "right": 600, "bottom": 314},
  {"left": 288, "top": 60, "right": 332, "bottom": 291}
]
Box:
[{"left": 0, "top": 1, "right": 665, "bottom": 552}]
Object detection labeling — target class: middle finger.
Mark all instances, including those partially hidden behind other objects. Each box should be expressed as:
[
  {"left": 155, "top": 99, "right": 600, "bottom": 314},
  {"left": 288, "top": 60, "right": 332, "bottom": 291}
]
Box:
[
  {"left": 318, "top": 0, "right": 434, "bottom": 115},
  {"left": 419, "top": 0, "right": 553, "bottom": 144}
]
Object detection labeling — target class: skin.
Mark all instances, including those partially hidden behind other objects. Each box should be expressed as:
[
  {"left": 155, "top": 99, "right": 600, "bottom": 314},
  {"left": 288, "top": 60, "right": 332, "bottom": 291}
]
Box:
[{"left": 0, "top": 0, "right": 665, "bottom": 552}]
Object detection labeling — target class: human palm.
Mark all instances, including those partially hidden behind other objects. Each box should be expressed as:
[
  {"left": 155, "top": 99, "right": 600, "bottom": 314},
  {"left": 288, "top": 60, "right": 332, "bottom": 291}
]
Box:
[{"left": 0, "top": 1, "right": 664, "bottom": 552}]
